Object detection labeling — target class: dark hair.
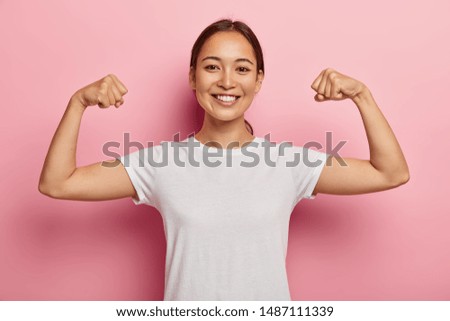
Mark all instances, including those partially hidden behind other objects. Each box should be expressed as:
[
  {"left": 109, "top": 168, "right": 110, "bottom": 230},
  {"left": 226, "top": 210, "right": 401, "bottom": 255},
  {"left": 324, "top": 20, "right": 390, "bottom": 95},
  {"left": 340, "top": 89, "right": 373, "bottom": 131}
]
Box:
[{"left": 190, "top": 19, "right": 265, "bottom": 135}]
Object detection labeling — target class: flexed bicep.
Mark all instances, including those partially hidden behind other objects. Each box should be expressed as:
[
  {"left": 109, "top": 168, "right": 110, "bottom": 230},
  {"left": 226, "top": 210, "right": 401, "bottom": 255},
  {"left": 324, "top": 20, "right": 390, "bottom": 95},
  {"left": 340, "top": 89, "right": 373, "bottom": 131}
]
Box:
[
  {"left": 313, "top": 156, "right": 407, "bottom": 196},
  {"left": 48, "top": 159, "right": 138, "bottom": 201}
]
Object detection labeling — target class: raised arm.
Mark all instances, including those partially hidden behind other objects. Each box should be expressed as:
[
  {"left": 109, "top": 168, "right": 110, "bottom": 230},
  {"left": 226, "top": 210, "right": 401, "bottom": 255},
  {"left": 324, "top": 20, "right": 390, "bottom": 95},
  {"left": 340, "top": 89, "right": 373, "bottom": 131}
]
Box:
[
  {"left": 310, "top": 68, "right": 410, "bottom": 196},
  {"left": 38, "top": 74, "right": 138, "bottom": 201}
]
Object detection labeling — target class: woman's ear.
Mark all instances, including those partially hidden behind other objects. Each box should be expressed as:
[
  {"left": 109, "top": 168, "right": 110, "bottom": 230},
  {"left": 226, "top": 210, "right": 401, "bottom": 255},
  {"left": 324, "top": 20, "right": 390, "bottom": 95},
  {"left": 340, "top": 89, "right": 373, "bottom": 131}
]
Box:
[
  {"left": 189, "top": 67, "right": 196, "bottom": 90},
  {"left": 255, "top": 70, "right": 264, "bottom": 93}
]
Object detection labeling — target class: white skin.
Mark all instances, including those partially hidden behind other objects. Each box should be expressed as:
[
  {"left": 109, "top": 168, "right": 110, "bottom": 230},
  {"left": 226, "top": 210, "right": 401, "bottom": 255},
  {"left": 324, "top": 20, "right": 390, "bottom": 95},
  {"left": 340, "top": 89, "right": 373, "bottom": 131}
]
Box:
[{"left": 38, "top": 30, "right": 409, "bottom": 201}]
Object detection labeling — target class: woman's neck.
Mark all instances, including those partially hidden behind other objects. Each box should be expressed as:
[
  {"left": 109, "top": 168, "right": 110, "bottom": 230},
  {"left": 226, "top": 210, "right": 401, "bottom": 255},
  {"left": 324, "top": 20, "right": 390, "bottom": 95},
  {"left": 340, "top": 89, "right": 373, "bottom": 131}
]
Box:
[{"left": 194, "top": 117, "right": 255, "bottom": 149}]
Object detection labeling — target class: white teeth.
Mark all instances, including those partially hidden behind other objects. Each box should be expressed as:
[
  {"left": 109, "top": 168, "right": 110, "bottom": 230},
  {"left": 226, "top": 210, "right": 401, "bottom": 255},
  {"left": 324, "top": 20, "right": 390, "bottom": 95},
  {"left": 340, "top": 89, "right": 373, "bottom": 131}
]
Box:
[{"left": 216, "top": 95, "right": 238, "bottom": 102}]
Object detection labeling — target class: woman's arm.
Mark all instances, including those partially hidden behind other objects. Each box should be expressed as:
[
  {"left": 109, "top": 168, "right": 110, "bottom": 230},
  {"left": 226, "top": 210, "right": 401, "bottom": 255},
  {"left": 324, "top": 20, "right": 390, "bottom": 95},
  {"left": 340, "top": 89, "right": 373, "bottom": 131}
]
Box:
[
  {"left": 310, "top": 68, "right": 410, "bottom": 195},
  {"left": 38, "top": 74, "right": 138, "bottom": 201}
]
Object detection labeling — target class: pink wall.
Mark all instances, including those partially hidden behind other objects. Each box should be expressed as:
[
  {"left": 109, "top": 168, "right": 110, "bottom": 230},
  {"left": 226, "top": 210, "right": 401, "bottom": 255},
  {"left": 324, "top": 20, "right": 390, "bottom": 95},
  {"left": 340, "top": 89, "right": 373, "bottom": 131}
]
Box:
[{"left": 1, "top": 0, "right": 449, "bottom": 300}]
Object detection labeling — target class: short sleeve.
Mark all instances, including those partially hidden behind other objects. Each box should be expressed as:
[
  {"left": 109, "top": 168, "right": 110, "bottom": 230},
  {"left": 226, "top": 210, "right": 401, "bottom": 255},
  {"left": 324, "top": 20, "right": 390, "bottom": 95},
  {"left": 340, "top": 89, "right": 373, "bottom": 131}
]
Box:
[
  {"left": 117, "top": 145, "right": 161, "bottom": 207},
  {"left": 287, "top": 145, "right": 330, "bottom": 203}
]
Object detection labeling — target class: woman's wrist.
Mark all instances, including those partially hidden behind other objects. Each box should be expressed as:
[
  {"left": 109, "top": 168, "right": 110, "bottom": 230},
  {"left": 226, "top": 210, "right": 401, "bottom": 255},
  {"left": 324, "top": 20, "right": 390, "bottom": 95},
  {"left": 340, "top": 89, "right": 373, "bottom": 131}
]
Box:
[
  {"left": 351, "top": 85, "right": 373, "bottom": 106},
  {"left": 68, "top": 93, "right": 88, "bottom": 112}
]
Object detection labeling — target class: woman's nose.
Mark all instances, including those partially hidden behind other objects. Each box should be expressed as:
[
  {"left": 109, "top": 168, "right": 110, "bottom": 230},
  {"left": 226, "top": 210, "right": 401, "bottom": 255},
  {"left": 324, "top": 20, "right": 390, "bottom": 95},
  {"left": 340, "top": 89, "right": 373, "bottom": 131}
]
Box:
[{"left": 217, "top": 70, "right": 235, "bottom": 89}]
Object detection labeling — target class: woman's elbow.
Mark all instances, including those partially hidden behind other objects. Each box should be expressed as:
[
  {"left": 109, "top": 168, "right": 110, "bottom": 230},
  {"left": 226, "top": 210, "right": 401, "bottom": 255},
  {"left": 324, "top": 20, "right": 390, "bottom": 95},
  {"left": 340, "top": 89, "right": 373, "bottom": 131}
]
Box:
[
  {"left": 38, "top": 182, "right": 64, "bottom": 199},
  {"left": 38, "top": 182, "right": 54, "bottom": 198},
  {"left": 398, "top": 171, "right": 410, "bottom": 186},
  {"left": 390, "top": 170, "right": 410, "bottom": 188}
]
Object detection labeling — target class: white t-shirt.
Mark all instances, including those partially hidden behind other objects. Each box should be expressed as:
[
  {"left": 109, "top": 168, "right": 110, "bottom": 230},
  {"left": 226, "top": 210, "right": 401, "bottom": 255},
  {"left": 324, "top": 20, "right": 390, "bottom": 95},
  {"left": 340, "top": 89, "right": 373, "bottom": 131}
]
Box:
[{"left": 118, "top": 135, "right": 329, "bottom": 300}]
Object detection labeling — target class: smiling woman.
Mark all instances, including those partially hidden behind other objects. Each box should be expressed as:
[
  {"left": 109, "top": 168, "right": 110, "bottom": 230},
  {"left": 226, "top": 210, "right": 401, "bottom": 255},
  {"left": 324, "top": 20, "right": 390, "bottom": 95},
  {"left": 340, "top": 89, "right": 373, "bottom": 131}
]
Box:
[
  {"left": 190, "top": 30, "right": 264, "bottom": 146},
  {"left": 190, "top": 19, "right": 264, "bottom": 140},
  {"left": 38, "top": 18, "right": 409, "bottom": 301}
]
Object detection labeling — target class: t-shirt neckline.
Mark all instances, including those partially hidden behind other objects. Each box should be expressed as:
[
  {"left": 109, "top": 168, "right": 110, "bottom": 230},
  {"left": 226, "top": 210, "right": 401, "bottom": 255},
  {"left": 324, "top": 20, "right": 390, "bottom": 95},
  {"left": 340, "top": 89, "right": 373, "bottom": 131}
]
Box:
[{"left": 188, "top": 135, "right": 263, "bottom": 155}]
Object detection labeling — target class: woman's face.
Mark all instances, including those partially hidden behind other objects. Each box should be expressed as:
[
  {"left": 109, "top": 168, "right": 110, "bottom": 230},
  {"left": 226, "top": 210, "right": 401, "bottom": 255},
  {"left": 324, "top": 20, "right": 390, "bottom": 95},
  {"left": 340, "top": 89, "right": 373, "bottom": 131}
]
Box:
[{"left": 189, "top": 31, "right": 264, "bottom": 124}]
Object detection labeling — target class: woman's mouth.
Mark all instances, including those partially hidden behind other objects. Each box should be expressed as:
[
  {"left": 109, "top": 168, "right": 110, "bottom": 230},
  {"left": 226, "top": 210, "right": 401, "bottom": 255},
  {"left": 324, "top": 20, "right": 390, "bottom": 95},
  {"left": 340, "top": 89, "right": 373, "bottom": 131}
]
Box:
[{"left": 211, "top": 94, "right": 241, "bottom": 106}]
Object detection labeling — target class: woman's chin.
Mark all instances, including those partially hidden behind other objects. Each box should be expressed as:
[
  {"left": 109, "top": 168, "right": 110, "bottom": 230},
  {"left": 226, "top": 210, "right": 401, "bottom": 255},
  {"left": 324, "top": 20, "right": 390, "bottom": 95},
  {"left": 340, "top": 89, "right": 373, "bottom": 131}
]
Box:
[{"left": 205, "top": 111, "right": 245, "bottom": 123}]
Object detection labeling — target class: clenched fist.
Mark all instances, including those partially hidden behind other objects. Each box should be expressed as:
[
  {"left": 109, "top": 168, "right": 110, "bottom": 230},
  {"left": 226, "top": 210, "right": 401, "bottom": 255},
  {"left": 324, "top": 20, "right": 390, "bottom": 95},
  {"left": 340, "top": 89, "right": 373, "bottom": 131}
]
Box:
[
  {"left": 311, "top": 68, "right": 366, "bottom": 102},
  {"left": 72, "top": 74, "right": 128, "bottom": 108}
]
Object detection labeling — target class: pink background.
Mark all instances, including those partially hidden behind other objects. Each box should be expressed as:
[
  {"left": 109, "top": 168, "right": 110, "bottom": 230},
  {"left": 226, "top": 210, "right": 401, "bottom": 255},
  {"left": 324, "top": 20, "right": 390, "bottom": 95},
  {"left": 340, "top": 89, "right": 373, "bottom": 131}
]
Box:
[{"left": 1, "top": 0, "right": 449, "bottom": 300}]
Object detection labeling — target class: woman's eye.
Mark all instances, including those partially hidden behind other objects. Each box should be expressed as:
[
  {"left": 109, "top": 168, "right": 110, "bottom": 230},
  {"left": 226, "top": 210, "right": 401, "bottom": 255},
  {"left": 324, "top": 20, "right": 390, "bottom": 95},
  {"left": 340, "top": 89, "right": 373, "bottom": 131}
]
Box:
[
  {"left": 238, "top": 67, "right": 250, "bottom": 73},
  {"left": 205, "top": 65, "right": 218, "bottom": 70}
]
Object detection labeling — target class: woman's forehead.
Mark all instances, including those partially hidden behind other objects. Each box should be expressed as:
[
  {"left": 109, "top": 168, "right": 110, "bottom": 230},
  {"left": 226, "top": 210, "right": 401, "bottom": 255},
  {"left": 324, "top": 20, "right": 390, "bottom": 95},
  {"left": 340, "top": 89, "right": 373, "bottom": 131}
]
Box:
[{"left": 199, "top": 31, "right": 256, "bottom": 62}]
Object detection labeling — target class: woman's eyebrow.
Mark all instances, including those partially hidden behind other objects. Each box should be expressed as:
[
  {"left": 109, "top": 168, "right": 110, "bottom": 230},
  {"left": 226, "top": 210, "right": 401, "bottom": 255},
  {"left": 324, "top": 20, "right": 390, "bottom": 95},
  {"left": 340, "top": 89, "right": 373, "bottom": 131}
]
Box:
[{"left": 201, "top": 56, "right": 254, "bottom": 65}]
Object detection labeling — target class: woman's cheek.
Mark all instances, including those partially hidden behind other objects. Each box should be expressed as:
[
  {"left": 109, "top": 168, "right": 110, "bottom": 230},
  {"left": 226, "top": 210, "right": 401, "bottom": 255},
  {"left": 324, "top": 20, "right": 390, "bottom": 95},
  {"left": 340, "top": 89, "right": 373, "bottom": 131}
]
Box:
[{"left": 243, "top": 76, "right": 258, "bottom": 91}]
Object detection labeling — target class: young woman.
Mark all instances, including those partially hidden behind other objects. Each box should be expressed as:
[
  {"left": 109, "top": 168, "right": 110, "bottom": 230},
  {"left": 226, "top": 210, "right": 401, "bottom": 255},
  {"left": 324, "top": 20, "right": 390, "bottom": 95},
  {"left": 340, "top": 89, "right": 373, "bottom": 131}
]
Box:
[{"left": 39, "top": 19, "right": 409, "bottom": 300}]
